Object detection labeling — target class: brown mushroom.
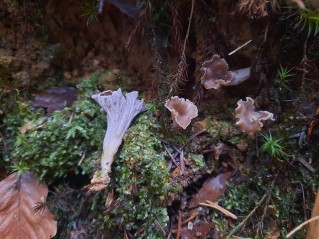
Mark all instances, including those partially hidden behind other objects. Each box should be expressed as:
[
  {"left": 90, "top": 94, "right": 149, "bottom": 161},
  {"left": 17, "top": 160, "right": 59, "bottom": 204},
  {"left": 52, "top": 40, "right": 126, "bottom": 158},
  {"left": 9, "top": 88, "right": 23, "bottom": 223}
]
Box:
[
  {"left": 200, "top": 54, "right": 253, "bottom": 89},
  {"left": 165, "top": 96, "right": 198, "bottom": 129},
  {"left": 235, "top": 97, "right": 274, "bottom": 137},
  {"left": 200, "top": 55, "right": 233, "bottom": 89}
]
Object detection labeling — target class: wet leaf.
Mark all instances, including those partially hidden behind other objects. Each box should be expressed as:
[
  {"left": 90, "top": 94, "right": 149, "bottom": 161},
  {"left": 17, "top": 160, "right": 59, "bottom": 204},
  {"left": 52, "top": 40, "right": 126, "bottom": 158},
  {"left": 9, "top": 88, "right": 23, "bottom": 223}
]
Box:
[
  {"left": 0, "top": 172, "right": 57, "bottom": 239},
  {"left": 109, "top": 0, "right": 139, "bottom": 19},
  {"left": 32, "top": 86, "right": 77, "bottom": 115},
  {"left": 189, "top": 172, "right": 232, "bottom": 208}
]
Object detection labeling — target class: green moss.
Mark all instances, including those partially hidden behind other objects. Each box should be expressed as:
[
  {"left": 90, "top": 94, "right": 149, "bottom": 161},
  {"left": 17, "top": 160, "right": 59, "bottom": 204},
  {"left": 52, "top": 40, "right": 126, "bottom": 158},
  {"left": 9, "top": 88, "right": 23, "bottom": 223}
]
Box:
[
  {"left": 80, "top": 0, "right": 99, "bottom": 25},
  {"left": 186, "top": 153, "right": 205, "bottom": 171},
  {"left": 217, "top": 161, "right": 319, "bottom": 238},
  {"left": 108, "top": 114, "right": 171, "bottom": 238},
  {"left": 10, "top": 73, "right": 106, "bottom": 181},
  {"left": 198, "top": 117, "right": 241, "bottom": 141},
  {"left": 259, "top": 132, "right": 289, "bottom": 159},
  {"left": 297, "top": 8, "right": 319, "bottom": 35}
]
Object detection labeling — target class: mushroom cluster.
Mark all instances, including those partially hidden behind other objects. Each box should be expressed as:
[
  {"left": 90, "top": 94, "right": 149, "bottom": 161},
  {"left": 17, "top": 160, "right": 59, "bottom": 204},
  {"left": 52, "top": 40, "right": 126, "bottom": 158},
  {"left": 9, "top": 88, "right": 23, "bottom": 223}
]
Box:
[
  {"left": 90, "top": 53, "right": 275, "bottom": 189},
  {"left": 200, "top": 54, "right": 252, "bottom": 89},
  {"left": 235, "top": 97, "right": 274, "bottom": 137}
]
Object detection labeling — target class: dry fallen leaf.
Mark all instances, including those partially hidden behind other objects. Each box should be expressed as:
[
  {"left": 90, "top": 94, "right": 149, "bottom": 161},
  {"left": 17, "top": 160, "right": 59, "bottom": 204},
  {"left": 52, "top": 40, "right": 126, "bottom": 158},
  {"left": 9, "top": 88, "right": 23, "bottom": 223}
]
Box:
[
  {"left": 0, "top": 172, "right": 57, "bottom": 239},
  {"left": 189, "top": 171, "right": 233, "bottom": 208}
]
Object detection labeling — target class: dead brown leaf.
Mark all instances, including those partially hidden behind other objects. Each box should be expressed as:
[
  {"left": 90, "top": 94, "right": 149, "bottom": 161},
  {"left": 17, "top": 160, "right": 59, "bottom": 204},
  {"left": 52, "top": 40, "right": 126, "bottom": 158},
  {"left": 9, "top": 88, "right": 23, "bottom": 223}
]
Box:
[
  {"left": 32, "top": 86, "right": 77, "bottom": 115},
  {"left": 189, "top": 171, "right": 233, "bottom": 208},
  {"left": 0, "top": 172, "right": 57, "bottom": 239}
]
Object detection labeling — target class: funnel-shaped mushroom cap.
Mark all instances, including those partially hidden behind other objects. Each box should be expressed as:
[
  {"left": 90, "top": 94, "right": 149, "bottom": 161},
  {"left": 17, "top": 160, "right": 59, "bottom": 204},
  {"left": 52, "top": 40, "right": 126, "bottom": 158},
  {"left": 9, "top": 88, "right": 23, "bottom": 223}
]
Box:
[
  {"left": 200, "top": 55, "right": 233, "bottom": 89},
  {"left": 92, "top": 89, "right": 145, "bottom": 138},
  {"left": 165, "top": 96, "right": 198, "bottom": 129},
  {"left": 235, "top": 97, "right": 274, "bottom": 137}
]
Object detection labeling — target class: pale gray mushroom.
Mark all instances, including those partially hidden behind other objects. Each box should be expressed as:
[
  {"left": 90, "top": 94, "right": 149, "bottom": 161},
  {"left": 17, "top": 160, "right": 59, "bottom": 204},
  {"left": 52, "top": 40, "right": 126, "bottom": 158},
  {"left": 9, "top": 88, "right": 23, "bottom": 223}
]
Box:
[
  {"left": 91, "top": 89, "right": 145, "bottom": 186},
  {"left": 200, "top": 54, "right": 253, "bottom": 89},
  {"left": 231, "top": 67, "right": 251, "bottom": 86}
]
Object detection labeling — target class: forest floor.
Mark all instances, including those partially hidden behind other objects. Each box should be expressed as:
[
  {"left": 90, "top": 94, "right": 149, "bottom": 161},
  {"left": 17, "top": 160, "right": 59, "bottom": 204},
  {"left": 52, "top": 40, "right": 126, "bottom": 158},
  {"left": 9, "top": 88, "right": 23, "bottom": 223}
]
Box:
[{"left": 0, "top": 0, "right": 319, "bottom": 238}]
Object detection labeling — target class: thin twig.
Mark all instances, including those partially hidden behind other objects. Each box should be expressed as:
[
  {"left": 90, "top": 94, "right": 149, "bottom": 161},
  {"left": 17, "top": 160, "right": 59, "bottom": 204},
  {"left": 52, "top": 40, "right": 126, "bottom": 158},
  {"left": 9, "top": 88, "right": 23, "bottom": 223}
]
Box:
[
  {"left": 180, "top": 150, "right": 185, "bottom": 175},
  {"left": 301, "top": 36, "right": 309, "bottom": 92},
  {"left": 298, "top": 126, "right": 306, "bottom": 148},
  {"left": 166, "top": 231, "right": 172, "bottom": 239},
  {"left": 68, "top": 110, "right": 75, "bottom": 124},
  {"left": 228, "top": 40, "right": 252, "bottom": 56},
  {"left": 181, "top": 130, "right": 206, "bottom": 151},
  {"left": 154, "top": 219, "right": 167, "bottom": 236},
  {"left": 126, "top": 2, "right": 151, "bottom": 48},
  {"left": 0, "top": 131, "right": 7, "bottom": 151},
  {"left": 300, "top": 183, "right": 307, "bottom": 221},
  {"left": 226, "top": 193, "right": 268, "bottom": 239},
  {"left": 77, "top": 148, "right": 87, "bottom": 166},
  {"left": 200, "top": 201, "right": 237, "bottom": 220},
  {"left": 163, "top": 144, "right": 180, "bottom": 169},
  {"left": 172, "top": 131, "right": 207, "bottom": 160},
  {"left": 298, "top": 156, "right": 316, "bottom": 173},
  {"left": 181, "top": 211, "right": 199, "bottom": 225},
  {"left": 286, "top": 215, "right": 319, "bottom": 238}
]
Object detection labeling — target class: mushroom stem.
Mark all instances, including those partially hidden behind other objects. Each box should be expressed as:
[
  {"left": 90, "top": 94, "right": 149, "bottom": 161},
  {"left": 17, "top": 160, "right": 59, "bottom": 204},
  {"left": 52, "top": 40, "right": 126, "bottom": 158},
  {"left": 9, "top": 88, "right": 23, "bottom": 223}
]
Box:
[
  {"left": 231, "top": 67, "right": 251, "bottom": 85},
  {"left": 200, "top": 54, "right": 260, "bottom": 89},
  {"left": 101, "top": 136, "right": 123, "bottom": 177}
]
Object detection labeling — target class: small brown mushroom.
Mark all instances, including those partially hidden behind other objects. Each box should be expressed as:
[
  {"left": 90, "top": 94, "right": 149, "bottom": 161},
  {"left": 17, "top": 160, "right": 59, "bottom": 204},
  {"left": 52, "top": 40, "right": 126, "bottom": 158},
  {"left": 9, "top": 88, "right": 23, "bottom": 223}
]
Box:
[
  {"left": 165, "top": 96, "right": 198, "bottom": 129},
  {"left": 200, "top": 55, "right": 233, "bottom": 89},
  {"left": 235, "top": 97, "right": 274, "bottom": 137},
  {"left": 200, "top": 55, "right": 253, "bottom": 89}
]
